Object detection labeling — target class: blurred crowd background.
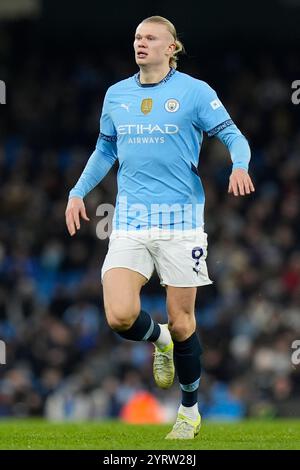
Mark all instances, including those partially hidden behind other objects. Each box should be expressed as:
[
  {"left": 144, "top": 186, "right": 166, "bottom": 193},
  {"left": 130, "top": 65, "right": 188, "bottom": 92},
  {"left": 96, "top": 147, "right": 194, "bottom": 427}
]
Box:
[{"left": 0, "top": 0, "right": 300, "bottom": 421}]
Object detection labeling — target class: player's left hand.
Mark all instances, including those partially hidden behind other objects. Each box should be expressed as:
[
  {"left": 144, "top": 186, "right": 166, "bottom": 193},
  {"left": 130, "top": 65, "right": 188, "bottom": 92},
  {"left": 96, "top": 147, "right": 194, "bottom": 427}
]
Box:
[{"left": 228, "top": 168, "right": 255, "bottom": 196}]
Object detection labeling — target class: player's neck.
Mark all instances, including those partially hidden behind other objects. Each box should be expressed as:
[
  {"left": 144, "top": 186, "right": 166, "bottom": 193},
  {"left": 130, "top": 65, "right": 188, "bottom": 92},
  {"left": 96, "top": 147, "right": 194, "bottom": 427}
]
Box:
[{"left": 139, "top": 65, "right": 171, "bottom": 85}]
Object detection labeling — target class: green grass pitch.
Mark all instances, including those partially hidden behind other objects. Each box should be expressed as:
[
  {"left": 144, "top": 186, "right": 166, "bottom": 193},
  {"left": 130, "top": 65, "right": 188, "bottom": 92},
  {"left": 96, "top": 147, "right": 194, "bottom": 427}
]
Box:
[{"left": 0, "top": 419, "right": 299, "bottom": 450}]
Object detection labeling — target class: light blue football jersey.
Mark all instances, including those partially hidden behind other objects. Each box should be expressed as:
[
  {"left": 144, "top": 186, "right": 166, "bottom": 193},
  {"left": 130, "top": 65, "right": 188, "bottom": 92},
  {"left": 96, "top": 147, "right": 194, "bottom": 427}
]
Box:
[{"left": 96, "top": 68, "right": 234, "bottom": 230}]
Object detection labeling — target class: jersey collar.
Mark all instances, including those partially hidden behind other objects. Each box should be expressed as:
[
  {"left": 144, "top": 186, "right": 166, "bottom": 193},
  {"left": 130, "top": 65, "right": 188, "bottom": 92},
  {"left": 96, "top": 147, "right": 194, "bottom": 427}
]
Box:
[{"left": 134, "top": 67, "right": 176, "bottom": 88}]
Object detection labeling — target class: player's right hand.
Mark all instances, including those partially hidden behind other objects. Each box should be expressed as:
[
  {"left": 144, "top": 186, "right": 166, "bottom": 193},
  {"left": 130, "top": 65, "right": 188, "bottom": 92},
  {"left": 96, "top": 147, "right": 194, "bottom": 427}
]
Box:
[{"left": 65, "top": 197, "right": 90, "bottom": 236}]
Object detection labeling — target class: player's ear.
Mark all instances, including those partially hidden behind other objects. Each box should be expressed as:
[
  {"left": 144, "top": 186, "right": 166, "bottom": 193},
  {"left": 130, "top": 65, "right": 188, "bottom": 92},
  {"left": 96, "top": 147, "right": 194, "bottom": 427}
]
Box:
[
  {"left": 166, "top": 42, "right": 175, "bottom": 57},
  {"left": 169, "top": 42, "right": 176, "bottom": 53}
]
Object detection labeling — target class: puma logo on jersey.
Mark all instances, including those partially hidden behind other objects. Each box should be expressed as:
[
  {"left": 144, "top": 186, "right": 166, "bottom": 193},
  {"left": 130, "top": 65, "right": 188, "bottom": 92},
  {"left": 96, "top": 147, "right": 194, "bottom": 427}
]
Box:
[{"left": 121, "top": 103, "right": 130, "bottom": 112}]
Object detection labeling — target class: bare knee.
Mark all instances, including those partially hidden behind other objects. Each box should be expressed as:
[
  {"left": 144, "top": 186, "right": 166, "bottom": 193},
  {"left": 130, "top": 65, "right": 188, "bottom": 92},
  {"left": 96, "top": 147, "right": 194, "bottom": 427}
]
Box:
[
  {"left": 105, "top": 303, "right": 140, "bottom": 332},
  {"left": 102, "top": 268, "right": 144, "bottom": 332},
  {"left": 168, "top": 313, "right": 196, "bottom": 341}
]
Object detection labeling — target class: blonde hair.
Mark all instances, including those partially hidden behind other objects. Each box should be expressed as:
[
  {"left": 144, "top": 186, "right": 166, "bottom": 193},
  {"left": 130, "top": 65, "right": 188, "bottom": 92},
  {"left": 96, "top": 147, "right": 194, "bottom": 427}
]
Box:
[{"left": 141, "top": 16, "right": 185, "bottom": 69}]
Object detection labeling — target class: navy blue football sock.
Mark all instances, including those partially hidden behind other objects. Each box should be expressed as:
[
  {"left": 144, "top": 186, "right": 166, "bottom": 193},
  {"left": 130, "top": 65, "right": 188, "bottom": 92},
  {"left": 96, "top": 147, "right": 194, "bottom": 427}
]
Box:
[
  {"left": 173, "top": 332, "right": 202, "bottom": 407},
  {"left": 116, "top": 310, "right": 160, "bottom": 342}
]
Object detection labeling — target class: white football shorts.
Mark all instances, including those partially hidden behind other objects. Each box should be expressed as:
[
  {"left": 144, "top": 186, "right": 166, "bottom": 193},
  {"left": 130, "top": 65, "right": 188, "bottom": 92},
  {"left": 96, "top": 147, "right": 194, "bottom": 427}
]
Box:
[{"left": 101, "top": 227, "right": 213, "bottom": 288}]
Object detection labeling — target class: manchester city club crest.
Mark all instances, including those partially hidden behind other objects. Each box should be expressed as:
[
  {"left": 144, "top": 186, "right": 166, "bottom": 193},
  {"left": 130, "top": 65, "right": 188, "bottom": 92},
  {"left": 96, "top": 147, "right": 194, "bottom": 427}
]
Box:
[
  {"left": 165, "top": 98, "right": 180, "bottom": 112},
  {"left": 141, "top": 98, "right": 153, "bottom": 114}
]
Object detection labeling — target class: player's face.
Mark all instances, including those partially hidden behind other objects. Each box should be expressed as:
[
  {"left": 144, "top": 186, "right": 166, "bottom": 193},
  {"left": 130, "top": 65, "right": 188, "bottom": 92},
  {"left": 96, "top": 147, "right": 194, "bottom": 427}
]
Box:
[{"left": 134, "top": 23, "right": 175, "bottom": 68}]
